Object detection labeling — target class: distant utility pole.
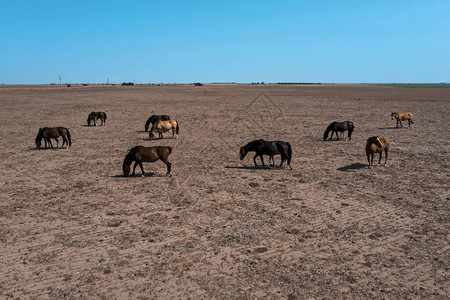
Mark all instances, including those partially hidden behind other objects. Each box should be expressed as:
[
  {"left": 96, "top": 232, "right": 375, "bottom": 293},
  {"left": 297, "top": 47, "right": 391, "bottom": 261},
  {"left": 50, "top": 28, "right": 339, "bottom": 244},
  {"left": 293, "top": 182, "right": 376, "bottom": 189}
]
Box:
[
  {"left": 107, "top": 77, "right": 110, "bottom": 85},
  {"left": 58, "top": 75, "right": 62, "bottom": 86}
]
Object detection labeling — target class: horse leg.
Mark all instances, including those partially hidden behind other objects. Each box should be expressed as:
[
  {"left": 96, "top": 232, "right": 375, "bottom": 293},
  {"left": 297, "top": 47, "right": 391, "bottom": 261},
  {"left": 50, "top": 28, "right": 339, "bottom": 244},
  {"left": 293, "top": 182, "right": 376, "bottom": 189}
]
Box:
[
  {"left": 378, "top": 152, "right": 382, "bottom": 165},
  {"left": 48, "top": 139, "right": 53, "bottom": 149},
  {"left": 159, "top": 155, "right": 172, "bottom": 176},
  {"left": 279, "top": 155, "right": 285, "bottom": 168},
  {"left": 138, "top": 162, "right": 145, "bottom": 176},
  {"left": 165, "top": 161, "right": 172, "bottom": 176},
  {"left": 260, "top": 155, "right": 266, "bottom": 167},
  {"left": 384, "top": 150, "right": 388, "bottom": 165},
  {"left": 253, "top": 154, "right": 259, "bottom": 166},
  {"left": 55, "top": 138, "right": 59, "bottom": 149},
  {"left": 367, "top": 154, "right": 372, "bottom": 168},
  {"left": 132, "top": 162, "right": 138, "bottom": 176}
]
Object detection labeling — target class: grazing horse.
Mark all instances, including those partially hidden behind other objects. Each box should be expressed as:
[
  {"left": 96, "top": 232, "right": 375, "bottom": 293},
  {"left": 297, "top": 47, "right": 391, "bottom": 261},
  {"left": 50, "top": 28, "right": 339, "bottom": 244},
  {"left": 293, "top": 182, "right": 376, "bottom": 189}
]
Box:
[
  {"left": 122, "top": 146, "right": 172, "bottom": 176},
  {"left": 144, "top": 114, "right": 171, "bottom": 131},
  {"left": 149, "top": 119, "right": 179, "bottom": 139},
  {"left": 35, "top": 127, "right": 72, "bottom": 149},
  {"left": 323, "top": 121, "right": 355, "bottom": 140},
  {"left": 87, "top": 111, "right": 107, "bottom": 126},
  {"left": 391, "top": 112, "right": 413, "bottom": 128},
  {"left": 240, "top": 139, "right": 292, "bottom": 169},
  {"left": 366, "top": 136, "right": 390, "bottom": 168}
]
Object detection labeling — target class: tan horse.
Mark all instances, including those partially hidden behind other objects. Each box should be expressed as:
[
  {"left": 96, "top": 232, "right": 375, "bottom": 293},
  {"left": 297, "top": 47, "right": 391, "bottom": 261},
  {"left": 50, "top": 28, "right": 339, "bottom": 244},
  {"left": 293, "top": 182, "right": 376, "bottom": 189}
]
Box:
[
  {"left": 391, "top": 112, "right": 413, "bottom": 128},
  {"left": 149, "top": 119, "right": 179, "bottom": 139},
  {"left": 122, "top": 146, "right": 172, "bottom": 176},
  {"left": 366, "top": 136, "right": 390, "bottom": 168}
]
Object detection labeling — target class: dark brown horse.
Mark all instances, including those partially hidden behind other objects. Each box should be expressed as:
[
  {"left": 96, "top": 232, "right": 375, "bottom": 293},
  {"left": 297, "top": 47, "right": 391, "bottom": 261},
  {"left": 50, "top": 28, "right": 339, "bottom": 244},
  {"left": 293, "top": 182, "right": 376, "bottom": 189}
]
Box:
[
  {"left": 35, "top": 127, "right": 72, "bottom": 149},
  {"left": 323, "top": 121, "right": 355, "bottom": 140},
  {"left": 87, "top": 111, "right": 107, "bottom": 126},
  {"left": 240, "top": 139, "right": 292, "bottom": 169},
  {"left": 122, "top": 146, "right": 172, "bottom": 176},
  {"left": 144, "top": 115, "right": 171, "bottom": 131},
  {"left": 366, "top": 136, "right": 390, "bottom": 168}
]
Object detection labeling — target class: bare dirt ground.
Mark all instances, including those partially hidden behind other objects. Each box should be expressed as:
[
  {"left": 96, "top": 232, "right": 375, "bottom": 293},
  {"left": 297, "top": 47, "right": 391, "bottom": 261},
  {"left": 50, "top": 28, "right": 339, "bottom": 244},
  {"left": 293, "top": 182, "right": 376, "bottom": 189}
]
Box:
[{"left": 0, "top": 84, "right": 449, "bottom": 299}]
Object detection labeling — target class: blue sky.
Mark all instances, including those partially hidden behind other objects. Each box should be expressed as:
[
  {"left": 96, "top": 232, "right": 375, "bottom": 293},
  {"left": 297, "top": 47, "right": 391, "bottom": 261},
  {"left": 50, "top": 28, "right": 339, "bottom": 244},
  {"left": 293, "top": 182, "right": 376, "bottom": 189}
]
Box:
[{"left": 1, "top": 0, "right": 449, "bottom": 84}]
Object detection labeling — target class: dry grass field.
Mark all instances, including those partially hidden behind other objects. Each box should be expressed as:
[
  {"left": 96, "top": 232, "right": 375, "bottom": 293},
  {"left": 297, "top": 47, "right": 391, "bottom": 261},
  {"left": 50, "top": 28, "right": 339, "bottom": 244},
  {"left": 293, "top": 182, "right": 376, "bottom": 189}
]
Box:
[{"left": 0, "top": 84, "right": 449, "bottom": 299}]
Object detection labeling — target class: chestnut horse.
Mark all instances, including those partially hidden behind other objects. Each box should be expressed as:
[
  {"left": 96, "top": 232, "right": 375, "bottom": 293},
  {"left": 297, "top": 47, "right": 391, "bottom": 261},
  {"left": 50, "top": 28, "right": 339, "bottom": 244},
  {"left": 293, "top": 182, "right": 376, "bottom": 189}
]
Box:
[
  {"left": 35, "top": 127, "right": 72, "bottom": 149},
  {"left": 149, "top": 119, "right": 179, "bottom": 139},
  {"left": 87, "top": 111, "right": 107, "bottom": 126},
  {"left": 391, "top": 112, "right": 413, "bottom": 128},
  {"left": 366, "top": 136, "right": 390, "bottom": 168},
  {"left": 122, "top": 146, "right": 172, "bottom": 176}
]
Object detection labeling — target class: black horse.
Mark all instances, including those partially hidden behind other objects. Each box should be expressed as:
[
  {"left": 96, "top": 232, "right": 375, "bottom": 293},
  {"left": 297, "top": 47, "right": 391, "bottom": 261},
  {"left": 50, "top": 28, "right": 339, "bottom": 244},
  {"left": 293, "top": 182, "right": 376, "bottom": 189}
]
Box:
[
  {"left": 240, "top": 139, "right": 292, "bottom": 169},
  {"left": 144, "top": 115, "right": 171, "bottom": 132},
  {"left": 323, "top": 121, "right": 355, "bottom": 141}
]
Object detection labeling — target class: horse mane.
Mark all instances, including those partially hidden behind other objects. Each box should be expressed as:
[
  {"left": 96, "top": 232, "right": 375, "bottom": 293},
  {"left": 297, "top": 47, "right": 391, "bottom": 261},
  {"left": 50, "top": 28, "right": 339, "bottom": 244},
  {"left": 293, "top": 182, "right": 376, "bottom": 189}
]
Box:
[
  {"left": 123, "top": 146, "right": 143, "bottom": 168},
  {"left": 323, "top": 122, "right": 336, "bottom": 140},
  {"left": 242, "top": 139, "right": 262, "bottom": 150},
  {"left": 366, "top": 136, "right": 378, "bottom": 144},
  {"left": 35, "top": 128, "right": 43, "bottom": 141}
]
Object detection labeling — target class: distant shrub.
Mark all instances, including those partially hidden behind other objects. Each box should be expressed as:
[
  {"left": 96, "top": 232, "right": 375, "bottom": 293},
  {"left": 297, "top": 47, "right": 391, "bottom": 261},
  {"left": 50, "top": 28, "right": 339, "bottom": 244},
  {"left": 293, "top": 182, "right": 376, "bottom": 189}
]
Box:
[
  {"left": 122, "top": 82, "right": 134, "bottom": 86},
  {"left": 66, "top": 84, "right": 71, "bottom": 87},
  {"left": 82, "top": 84, "right": 88, "bottom": 86},
  {"left": 193, "top": 83, "right": 203, "bottom": 86}
]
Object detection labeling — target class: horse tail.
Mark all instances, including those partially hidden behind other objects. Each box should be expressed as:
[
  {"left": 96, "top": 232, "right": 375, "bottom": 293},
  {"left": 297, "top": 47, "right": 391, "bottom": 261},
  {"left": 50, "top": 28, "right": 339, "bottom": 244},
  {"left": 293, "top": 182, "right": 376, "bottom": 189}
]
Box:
[
  {"left": 144, "top": 118, "right": 151, "bottom": 132},
  {"left": 167, "top": 146, "right": 173, "bottom": 154},
  {"left": 324, "top": 123, "right": 333, "bottom": 140},
  {"left": 66, "top": 128, "right": 72, "bottom": 147},
  {"left": 103, "top": 112, "right": 107, "bottom": 124},
  {"left": 286, "top": 142, "right": 292, "bottom": 168},
  {"left": 176, "top": 121, "right": 179, "bottom": 135}
]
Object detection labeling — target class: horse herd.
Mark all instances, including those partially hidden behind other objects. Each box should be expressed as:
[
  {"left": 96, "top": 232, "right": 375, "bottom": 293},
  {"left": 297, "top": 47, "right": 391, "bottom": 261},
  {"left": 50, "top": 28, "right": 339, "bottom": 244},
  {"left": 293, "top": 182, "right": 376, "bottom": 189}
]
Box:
[{"left": 34, "top": 111, "right": 414, "bottom": 176}]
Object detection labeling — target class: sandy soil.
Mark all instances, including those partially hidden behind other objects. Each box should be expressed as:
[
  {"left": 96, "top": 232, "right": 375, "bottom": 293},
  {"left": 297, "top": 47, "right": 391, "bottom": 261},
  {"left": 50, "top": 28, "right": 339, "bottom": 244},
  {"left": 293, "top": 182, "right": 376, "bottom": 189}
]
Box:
[{"left": 0, "top": 84, "right": 449, "bottom": 299}]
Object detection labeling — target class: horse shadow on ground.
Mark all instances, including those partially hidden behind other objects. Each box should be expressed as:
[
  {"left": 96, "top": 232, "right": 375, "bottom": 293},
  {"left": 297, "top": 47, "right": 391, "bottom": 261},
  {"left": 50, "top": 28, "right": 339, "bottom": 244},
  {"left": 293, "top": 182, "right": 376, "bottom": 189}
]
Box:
[
  {"left": 111, "top": 172, "right": 157, "bottom": 178},
  {"left": 323, "top": 138, "right": 349, "bottom": 142},
  {"left": 225, "top": 165, "right": 280, "bottom": 170},
  {"left": 27, "top": 147, "right": 65, "bottom": 151},
  {"left": 337, "top": 163, "right": 366, "bottom": 172}
]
